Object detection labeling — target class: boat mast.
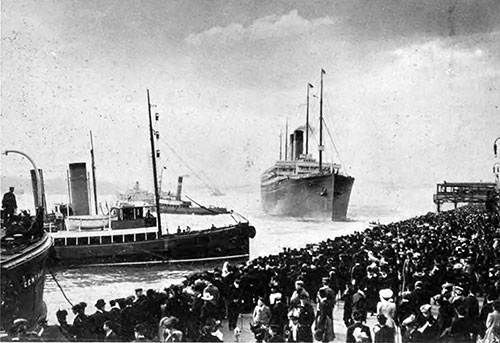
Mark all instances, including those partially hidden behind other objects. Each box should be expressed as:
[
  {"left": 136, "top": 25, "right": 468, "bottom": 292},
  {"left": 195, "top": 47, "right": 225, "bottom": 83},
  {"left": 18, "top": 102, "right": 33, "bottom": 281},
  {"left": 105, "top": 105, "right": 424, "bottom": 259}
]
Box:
[
  {"left": 306, "top": 83, "right": 313, "bottom": 156},
  {"left": 147, "top": 89, "right": 163, "bottom": 236},
  {"left": 319, "top": 69, "right": 325, "bottom": 171},
  {"left": 89, "top": 130, "right": 98, "bottom": 215}
]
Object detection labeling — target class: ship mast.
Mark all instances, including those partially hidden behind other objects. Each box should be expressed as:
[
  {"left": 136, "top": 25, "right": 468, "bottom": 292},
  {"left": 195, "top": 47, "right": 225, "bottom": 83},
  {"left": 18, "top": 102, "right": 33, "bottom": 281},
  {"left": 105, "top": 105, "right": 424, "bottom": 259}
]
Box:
[
  {"left": 279, "top": 130, "right": 283, "bottom": 160},
  {"left": 147, "top": 89, "right": 163, "bottom": 236},
  {"left": 319, "top": 69, "right": 325, "bottom": 171},
  {"left": 306, "top": 83, "right": 313, "bottom": 156},
  {"left": 89, "top": 130, "right": 98, "bottom": 215},
  {"left": 285, "top": 119, "right": 288, "bottom": 161}
]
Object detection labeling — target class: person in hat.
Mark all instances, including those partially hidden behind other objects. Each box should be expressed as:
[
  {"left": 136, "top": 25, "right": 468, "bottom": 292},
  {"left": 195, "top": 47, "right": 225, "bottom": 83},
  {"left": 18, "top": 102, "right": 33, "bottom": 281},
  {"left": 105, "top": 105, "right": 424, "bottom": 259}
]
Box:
[
  {"left": 135, "top": 288, "right": 145, "bottom": 301},
  {"left": 373, "top": 314, "right": 394, "bottom": 343},
  {"left": 9, "top": 318, "right": 29, "bottom": 341},
  {"left": 121, "top": 296, "right": 139, "bottom": 341},
  {"left": 285, "top": 311, "right": 310, "bottom": 343},
  {"left": 411, "top": 280, "right": 431, "bottom": 309},
  {"left": 90, "top": 298, "right": 108, "bottom": 340},
  {"left": 295, "top": 292, "right": 315, "bottom": 342},
  {"left": 159, "top": 316, "right": 183, "bottom": 342},
  {"left": 196, "top": 318, "right": 223, "bottom": 342},
  {"left": 346, "top": 311, "right": 372, "bottom": 343},
  {"left": 267, "top": 324, "right": 285, "bottom": 342},
  {"left": 269, "top": 292, "right": 288, "bottom": 337},
  {"left": 483, "top": 301, "right": 500, "bottom": 343},
  {"left": 314, "top": 288, "right": 335, "bottom": 342},
  {"left": 131, "top": 323, "right": 149, "bottom": 342},
  {"left": 251, "top": 297, "right": 271, "bottom": 341},
  {"left": 2, "top": 186, "right": 17, "bottom": 223},
  {"left": 108, "top": 299, "right": 122, "bottom": 323},
  {"left": 290, "top": 280, "right": 310, "bottom": 307},
  {"left": 200, "top": 292, "right": 220, "bottom": 324},
  {"left": 227, "top": 278, "right": 243, "bottom": 331},
  {"left": 103, "top": 320, "right": 120, "bottom": 342},
  {"left": 433, "top": 283, "right": 454, "bottom": 335},
  {"left": 376, "top": 288, "right": 396, "bottom": 330},
  {"left": 71, "top": 303, "right": 94, "bottom": 341},
  {"left": 411, "top": 304, "right": 439, "bottom": 343}
]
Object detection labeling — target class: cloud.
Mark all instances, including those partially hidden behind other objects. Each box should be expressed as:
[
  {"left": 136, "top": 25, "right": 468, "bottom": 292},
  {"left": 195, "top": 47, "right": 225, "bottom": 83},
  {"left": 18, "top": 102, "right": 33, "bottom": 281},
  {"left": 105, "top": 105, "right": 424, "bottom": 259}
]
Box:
[
  {"left": 388, "top": 37, "right": 500, "bottom": 80},
  {"left": 185, "top": 9, "right": 335, "bottom": 46}
]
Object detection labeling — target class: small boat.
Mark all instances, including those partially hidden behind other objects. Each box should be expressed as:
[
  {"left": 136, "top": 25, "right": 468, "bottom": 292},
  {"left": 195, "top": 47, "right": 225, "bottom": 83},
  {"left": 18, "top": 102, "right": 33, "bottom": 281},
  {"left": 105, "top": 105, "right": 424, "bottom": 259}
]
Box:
[
  {"left": 65, "top": 214, "right": 111, "bottom": 230},
  {"left": 119, "top": 178, "right": 230, "bottom": 216},
  {"left": 261, "top": 70, "right": 355, "bottom": 220},
  {"left": 1, "top": 151, "right": 53, "bottom": 334},
  {"left": 46, "top": 90, "right": 256, "bottom": 267}
]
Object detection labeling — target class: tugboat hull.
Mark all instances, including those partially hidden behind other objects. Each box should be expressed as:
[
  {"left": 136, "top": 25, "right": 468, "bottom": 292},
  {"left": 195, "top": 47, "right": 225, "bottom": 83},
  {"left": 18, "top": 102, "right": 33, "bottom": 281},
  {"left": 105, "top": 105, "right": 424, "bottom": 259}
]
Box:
[
  {"left": 50, "top": 223, "right": 255, "bottom": 268},
  {"left": 1, "top": 232, "right": 52, "bottom": 332}
]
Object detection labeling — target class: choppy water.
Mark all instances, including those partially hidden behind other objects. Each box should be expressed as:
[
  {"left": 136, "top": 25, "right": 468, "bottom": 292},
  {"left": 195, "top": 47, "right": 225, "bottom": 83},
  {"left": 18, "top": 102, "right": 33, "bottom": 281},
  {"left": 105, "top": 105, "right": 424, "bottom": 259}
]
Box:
[{"left": 33, "top": 183, "right": 436, "bottom": 324}]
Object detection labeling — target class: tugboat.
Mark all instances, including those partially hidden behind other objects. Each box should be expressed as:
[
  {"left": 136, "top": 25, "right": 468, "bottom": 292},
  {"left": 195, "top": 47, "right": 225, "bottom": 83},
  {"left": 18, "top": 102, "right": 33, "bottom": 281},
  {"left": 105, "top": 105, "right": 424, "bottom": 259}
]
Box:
[
  {"left": 119, "top": 178, "right": 229, "bottom": 216},
  {"left": 46, "top": 90, "right": 255, "bottom": 268},
  {"left": 1, "top": 151, "right": 53, "bottom": 334},
  {"left": 261, "top": 70, "right": 355, "bottom": 220}
]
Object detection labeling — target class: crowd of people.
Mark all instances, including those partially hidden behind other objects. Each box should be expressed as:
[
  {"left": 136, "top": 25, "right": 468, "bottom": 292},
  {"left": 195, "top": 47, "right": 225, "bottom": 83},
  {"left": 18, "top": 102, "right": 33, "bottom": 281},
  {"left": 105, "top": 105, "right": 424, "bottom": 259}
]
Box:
[{"left": 6, "top": 205, "right": 500, "bottom": 342}]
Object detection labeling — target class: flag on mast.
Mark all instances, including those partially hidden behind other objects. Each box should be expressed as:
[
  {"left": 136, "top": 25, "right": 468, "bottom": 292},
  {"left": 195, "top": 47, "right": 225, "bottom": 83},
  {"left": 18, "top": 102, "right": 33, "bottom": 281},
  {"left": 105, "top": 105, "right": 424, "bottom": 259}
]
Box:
[{"left": 321, "top": 68, "right": 326, "bottom": 74}]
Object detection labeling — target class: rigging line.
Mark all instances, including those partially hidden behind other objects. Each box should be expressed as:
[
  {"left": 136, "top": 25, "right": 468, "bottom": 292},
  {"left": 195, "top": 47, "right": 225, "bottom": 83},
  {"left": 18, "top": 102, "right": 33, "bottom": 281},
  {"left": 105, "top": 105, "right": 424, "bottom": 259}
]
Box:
[
  {"left": 47, "top": 267, "right": 74, "bottom": 308},
  {"left": 323, "top": 120, "right": 345, "bottom": 169},
  {"left": 157, "top": 138, "right": 218, "bottom": 194}
]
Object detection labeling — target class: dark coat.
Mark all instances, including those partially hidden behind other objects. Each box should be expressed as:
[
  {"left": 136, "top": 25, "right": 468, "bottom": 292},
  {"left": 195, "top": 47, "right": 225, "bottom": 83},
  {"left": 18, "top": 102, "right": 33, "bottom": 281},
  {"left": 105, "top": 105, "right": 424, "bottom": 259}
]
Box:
[
  {"left": 346, "top": 322, "right": 372, "bottom": 343},
  {"left": 285, "top": 323, "right": 313, "bottom": 343},
  {"left": 374, "top": 324, "right": 394, "bottom": 343},
  {"left": 2, "top": 191, "right": 17, "bottom": 210},
  {"left": 103, "top": 331, "right": 120, "bottom": 342}
]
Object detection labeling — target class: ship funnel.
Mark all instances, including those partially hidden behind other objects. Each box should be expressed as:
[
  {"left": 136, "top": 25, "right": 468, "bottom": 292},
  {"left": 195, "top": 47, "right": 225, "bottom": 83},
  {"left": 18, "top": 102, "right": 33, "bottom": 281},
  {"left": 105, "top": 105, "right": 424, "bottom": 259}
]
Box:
[
  {"left": 176, "top": 176, "right": 183, "bottom": 201},
  {"left": 69, "top": 162, "right": 90, "bottom": 215},
  {"left": 294, "top": 129, "right": 303, "bottom": 160},
  {"left": 30, "top": 169, "right": 47, "bottom": 213}
]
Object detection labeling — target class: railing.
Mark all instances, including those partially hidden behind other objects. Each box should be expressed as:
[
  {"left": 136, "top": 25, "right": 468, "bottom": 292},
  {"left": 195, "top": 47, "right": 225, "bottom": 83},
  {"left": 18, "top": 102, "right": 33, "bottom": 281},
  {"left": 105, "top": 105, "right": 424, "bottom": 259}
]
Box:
[{"left": 433, "top": 182, "right": 497, "bottom": 211}]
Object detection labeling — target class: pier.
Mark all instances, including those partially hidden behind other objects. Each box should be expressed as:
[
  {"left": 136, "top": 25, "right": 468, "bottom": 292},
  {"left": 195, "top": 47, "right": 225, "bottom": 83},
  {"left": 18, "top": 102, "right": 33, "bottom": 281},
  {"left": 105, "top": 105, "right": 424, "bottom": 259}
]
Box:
[{"left": 433, "top": 182, "right": 497, "bottom": 212}]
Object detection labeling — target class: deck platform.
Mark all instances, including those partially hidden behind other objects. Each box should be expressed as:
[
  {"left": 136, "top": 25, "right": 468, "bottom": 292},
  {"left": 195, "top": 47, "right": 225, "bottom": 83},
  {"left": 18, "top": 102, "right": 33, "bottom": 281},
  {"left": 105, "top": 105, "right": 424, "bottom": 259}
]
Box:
[{"left": 433, "top": 182, "right": 497, "bottom": 212}]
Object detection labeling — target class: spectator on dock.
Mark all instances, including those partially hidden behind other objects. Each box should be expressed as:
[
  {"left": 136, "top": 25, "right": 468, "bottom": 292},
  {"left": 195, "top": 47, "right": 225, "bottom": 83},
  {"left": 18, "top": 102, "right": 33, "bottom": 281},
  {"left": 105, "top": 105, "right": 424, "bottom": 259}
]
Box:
[
  {"left": 346, "top": 311, "right": 372, "bottom": 343},
  {"left": 373, "top": 314, "right": 394, "bottom": 343},
  {"left": 103, "top": 320, "right": 120, "bottom": 342},
  {"left": 50, "top": 205, "right": 500, "bottom": 342}
]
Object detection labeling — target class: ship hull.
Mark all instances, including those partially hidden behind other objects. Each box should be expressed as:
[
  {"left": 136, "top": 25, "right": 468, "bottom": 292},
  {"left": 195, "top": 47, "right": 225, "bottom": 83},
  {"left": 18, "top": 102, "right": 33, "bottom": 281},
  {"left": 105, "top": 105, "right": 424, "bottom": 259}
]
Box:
[
  {"left": 1, "top": 232, "right": 52, "bottom": 332},
  {"left": 261, "top": 172, "right": 354, "bottom": 219},
  {"left": 50, "top": 223, "right": 255, "bottom": 268}
]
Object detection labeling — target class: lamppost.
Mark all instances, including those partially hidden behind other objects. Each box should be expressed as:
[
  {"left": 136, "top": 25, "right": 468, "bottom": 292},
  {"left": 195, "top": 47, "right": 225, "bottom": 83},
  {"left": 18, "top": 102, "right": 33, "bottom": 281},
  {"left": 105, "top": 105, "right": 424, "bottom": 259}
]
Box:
[
  {"left": 3, "top": 150, "right": 43, "bottom": 209},
  {"left": 494, "top": 137, "right": 500, "bottom": 158},
  {"left": 495, "top": 137, "right": 500, "bottom": 189}
]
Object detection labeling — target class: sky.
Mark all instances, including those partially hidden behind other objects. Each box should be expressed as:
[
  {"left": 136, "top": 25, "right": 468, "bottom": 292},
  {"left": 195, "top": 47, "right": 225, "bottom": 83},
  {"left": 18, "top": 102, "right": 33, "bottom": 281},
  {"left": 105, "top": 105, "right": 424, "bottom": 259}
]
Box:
[{"left": 1, "top": 0, "right": 500, "bottom": 195}]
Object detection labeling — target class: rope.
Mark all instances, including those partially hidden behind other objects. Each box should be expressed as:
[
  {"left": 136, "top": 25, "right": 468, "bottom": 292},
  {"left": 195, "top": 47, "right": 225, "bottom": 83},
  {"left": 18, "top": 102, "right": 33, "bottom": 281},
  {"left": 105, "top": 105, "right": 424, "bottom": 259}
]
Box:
[
  {"left": 323, "top": 120, "right": 345, "bottom": 169},
  {"left": 47, "top": 267, "right": 74, "bottom": 308},
  {"left": 157, "top": 138, "right": 221, "bottom": 196}
]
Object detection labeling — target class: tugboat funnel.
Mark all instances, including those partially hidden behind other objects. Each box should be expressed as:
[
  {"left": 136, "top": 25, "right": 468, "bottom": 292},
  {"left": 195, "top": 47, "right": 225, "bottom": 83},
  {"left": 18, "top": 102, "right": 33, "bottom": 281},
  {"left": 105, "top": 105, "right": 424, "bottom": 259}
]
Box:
[{"left": 176, "top": 176, "right": 183, "bottom": 201}]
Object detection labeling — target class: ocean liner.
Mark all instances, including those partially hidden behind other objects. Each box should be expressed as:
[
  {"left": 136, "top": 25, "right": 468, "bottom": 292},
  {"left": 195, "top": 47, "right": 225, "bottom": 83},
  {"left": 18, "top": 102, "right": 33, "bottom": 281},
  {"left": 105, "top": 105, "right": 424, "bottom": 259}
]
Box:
[{"left": 261, "top": 70, "right": 354, "bottom": 219}]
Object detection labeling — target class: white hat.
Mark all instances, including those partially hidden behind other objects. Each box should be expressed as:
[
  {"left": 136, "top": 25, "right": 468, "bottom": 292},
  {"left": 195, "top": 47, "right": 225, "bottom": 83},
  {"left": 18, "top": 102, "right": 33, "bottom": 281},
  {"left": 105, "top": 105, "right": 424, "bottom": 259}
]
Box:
[
  {"left": 201, "top": 293, "right": 214, "bottom": 301},
  {"left": 379, "top": 288, "right": 393, "bottom": 299}
]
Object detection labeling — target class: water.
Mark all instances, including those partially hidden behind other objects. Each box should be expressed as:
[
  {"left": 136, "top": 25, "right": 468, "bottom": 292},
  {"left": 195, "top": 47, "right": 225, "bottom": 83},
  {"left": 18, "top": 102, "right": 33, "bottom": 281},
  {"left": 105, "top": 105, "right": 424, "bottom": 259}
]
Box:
[{"left": 32, "top": 182, "right": 435, "bottom": 324}]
